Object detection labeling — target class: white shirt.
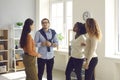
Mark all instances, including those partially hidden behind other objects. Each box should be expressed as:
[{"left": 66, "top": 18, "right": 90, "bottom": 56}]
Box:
[
  {"left": 84, "top": 33, "right": 98, "bottom": 63},
  {"left": 71, "top": 34, "right": 86, "bottom": 59}
]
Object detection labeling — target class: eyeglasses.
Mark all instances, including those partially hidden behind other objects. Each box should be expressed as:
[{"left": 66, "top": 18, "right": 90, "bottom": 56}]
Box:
[{"left": 42, "top": 22, "right": 49, "bottom": 24}]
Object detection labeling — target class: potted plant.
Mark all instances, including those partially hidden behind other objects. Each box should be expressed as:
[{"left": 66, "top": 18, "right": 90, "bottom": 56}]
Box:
[
  {"left": 57, "top": 33, "right": 64, "bottom": 48},
  {"left": 57, "top": 33, "right": 64, "bottom": 41},
  {"left": 16, "top": 22, "right": 23, "bottom": 27}
]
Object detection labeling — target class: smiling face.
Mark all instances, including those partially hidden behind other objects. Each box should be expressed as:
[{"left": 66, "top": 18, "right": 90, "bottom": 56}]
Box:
[{"left": 41, "top": 19, "right": 50, "bottom": 29}]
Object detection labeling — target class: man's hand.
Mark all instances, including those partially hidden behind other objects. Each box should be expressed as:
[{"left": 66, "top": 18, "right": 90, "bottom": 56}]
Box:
[
  {"left": 46, "top": 41, "right": 52, "bottom": 47},
  {"left": 41, "top": 41, "right": 55, "bottom": 47},
  {"left": 41, "top": 41, "right": 52, "bottom": 47},
  {"left": 41, "top": 41, "right": 47, "bottom": 46},
  {"left": 52, "top": 43, "right": 57, "bottom": 47}
]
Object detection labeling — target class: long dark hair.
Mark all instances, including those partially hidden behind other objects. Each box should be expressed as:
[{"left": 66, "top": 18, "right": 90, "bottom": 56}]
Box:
[
  {"left": 75, "top": 22, "right": 86, "bottom": 39},
  {"left": 76, "top": 22, "right": 86, "bottom": 33},
  {"left": 20, "top": 18, "right": 33, "bottom": 48}
]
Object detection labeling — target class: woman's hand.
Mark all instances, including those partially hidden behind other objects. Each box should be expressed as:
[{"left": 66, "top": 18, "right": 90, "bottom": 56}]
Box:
[
  {"left": 37, "top": 54, "right": 41, "bottom": 58},
  {"left": 81, "top": 43, "right": 86, "bottom": 46},
  {"left": 84, "top": 62, "right": 89, "bottom": 69}
]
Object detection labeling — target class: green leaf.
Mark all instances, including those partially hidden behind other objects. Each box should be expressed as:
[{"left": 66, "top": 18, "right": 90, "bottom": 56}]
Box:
[
  {"left": 16, "top": 22, "right": 23, "bottom": 26},
  {"left": 57, "top": 33, "right": 64, "bottom": 41}
]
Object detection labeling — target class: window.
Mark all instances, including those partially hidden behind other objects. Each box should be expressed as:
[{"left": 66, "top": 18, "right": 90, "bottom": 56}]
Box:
[
  {"left": 50, "top": 0, "right": 72, "bottom": 48},
  {"left": 105, "top": 0, "right": 116, "bottom": 57},
  {"left": 115, "top": 0, "right": 120, "bottom": 55},
  {"left": 105, "top": 0, "right": 120, "bottom": 57}
]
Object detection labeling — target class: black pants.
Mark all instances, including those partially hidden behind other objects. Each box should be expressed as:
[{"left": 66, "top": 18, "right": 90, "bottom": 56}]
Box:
[
  {"left": 37, "top": 58, "right": 54, "bottom": 80},
  {"left": 85, "top": 57, "right": 98, "bottom": 80},
  {"left": 65, "top": 57, "right": 84, "bottom": 80}
]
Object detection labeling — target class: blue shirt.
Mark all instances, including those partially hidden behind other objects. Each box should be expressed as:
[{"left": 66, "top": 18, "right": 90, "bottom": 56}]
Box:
[{"left": 34, "top": 29, "right": 58, "bottom": 59}]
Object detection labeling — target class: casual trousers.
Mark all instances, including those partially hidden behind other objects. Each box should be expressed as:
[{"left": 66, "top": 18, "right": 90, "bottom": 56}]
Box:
[
  {"left": 65, "top": 57, "right": 84, "bottom": 80},
  {"left": 85, "top": 57, "right": 98, "bottom": 80},
  {"left": 23, "top": 53, "right": 38, "bottom": 80},
  {"left": 37, "top": 58, "right": 54, "bottom": 80}
]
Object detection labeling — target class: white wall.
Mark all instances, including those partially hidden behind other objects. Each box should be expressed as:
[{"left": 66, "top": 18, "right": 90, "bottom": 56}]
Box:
[
  {"left": 0, "top": 0, "right": 35, "bottom": 26},
  {"left": 0, "top": 0, "right": 36, "bottom": 69},
  {"left": 73, "top": 0, "right": 120, "bottom": 80}
]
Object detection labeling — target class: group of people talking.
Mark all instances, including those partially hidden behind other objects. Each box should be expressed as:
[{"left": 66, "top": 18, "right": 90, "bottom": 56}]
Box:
[{"left": 20, "top": 17, "right": 102, "bottom": 80}]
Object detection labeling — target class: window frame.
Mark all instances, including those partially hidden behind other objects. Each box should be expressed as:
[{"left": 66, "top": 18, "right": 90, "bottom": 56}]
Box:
[{"left": 115, "top": 0, "right": 120, "bottom": 54}]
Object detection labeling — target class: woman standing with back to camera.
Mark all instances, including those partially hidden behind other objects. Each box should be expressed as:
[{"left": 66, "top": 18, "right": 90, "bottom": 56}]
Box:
[
  {"left": 84, "top": 18, "right": 102, "bottom": 80},
  {"left": 20, "top": 18, "right": 41, "bottom": 80}
]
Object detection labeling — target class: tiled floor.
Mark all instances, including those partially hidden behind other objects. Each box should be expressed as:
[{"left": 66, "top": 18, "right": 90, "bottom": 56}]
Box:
[{"left": 0, "top": 69, "right": 65, "bottom": 80}]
